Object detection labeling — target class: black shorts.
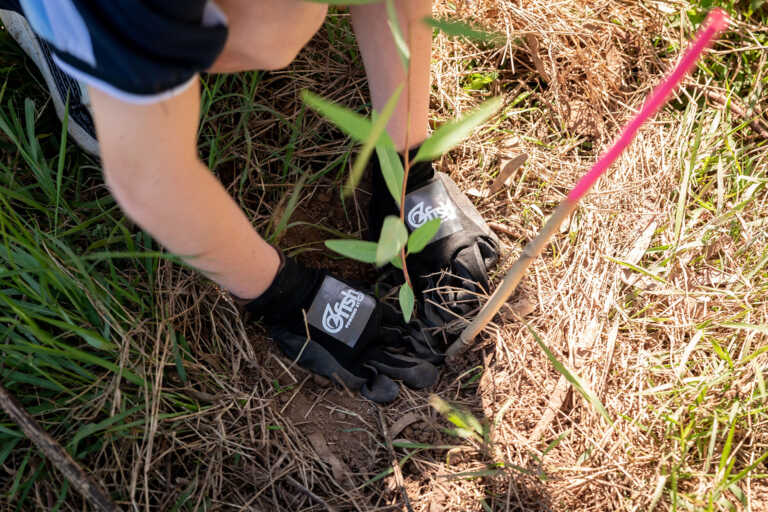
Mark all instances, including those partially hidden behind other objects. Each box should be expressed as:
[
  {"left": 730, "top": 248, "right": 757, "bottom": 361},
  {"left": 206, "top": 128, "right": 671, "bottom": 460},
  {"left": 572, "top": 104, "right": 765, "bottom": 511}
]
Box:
[{"left": 4, "top": 0, "right": 228, "bottom": 104}]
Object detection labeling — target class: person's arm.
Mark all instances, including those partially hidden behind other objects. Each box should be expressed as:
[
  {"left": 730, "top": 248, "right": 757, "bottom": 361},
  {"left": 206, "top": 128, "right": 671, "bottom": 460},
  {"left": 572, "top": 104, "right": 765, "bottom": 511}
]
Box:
[
  {"left": 88, "top": 79, "right": 280, "bottom": 299},
  {"left": 350, "top": 0, "right": 431, "bottom": 152}
]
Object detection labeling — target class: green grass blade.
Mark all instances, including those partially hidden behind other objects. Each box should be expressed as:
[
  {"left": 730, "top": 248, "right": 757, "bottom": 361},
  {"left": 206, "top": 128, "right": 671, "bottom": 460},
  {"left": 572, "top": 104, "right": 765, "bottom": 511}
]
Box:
[{"left": 523, "top": 320, "right": 612, "bottom": 424}]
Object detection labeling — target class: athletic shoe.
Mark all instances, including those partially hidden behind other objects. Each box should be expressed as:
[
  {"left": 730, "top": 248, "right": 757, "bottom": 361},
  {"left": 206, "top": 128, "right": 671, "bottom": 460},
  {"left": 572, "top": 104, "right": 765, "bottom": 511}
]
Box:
[{"left": 0, "top": 9, "right": 99, "bottom": 155}]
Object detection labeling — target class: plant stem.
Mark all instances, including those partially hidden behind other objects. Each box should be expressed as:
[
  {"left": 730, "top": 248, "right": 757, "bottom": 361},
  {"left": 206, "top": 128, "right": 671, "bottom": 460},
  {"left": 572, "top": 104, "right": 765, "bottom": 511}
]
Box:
[
  {"left": 399, "top": 26, "right": 414, "bottom": 290},
  {"left": 399, "top": 127, "right": 412, "bottom": 289}
]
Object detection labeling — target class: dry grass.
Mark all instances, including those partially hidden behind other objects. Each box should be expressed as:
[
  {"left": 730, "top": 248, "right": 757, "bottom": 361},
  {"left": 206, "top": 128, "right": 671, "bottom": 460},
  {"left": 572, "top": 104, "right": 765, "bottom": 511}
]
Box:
[{"left": 2, "top": 0, "right": 767, "bottom": 510}]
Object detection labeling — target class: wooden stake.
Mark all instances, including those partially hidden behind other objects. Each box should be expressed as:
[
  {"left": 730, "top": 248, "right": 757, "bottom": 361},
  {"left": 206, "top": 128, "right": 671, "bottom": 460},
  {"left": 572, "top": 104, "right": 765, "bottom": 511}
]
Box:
[{"left": 447, "top": 9, "right": 729, "bottom": 358}]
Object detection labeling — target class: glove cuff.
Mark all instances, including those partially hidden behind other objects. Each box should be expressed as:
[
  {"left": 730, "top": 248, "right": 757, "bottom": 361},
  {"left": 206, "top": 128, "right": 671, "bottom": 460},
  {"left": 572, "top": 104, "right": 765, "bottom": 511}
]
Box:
[
  {"left": 243, "top": 250, "right": 324, "bottom": 325},
  {"left": 243, "top": 251, "right": 380, "bottom": 366}
]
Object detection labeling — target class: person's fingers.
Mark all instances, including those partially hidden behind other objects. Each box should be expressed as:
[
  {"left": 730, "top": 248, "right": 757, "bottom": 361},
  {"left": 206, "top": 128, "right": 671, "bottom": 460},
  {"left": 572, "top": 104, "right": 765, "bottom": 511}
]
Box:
[
  {"left": 270, "top": 326, "right": 368, "bottom": 390},
  {"left": 270, "top": 326, "right": 401, "bottom": 403},
  {"left": 362, "top": 347, "right": 439, "bottom": 389},
  {"left": 360, "top": 372, "right": 399, "bottom": 403}
]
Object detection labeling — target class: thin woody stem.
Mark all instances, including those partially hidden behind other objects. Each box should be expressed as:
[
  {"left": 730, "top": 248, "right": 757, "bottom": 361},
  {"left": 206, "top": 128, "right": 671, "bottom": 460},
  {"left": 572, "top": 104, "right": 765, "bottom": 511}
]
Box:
[
  {"left": 399, "top": 118, "right": 412, "bottom": 289},
  {"left": 399, "top": 25, "right": 413, "bottom": 290}
]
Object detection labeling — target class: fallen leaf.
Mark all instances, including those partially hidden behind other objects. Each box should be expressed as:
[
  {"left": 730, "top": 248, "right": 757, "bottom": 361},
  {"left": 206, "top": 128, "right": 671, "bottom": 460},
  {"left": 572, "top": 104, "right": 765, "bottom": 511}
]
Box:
[{"left": 491, "top": 154, "right": 528, "bottom": 194}]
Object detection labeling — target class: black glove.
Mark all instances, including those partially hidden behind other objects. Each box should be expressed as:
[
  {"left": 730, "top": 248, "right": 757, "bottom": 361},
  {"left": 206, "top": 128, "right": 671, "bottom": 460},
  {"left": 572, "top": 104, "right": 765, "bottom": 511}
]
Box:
[
  {"left": 244, "top": 252, "right": 440, "bottom": 403},
  {"left": 369, "top": 149, "right": 500, "bottom": 334}
]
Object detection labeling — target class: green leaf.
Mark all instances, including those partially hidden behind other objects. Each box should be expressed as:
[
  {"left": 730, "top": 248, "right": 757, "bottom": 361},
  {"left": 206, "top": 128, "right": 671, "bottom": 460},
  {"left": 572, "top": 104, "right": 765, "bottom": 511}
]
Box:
[
  {"left": 399, "top": 282, "right": 414, "bottom": 323},
  {"left": 407, "top": 218, "right": 441, "bottom": 253},
  {"left": 171, "top": 330, "right": 188, "bottom": 385},
  {"left": 429, "top": 394, "right": 485, "bottom": 441},
  {"left": 375, "top": 136, "right": 404, "bottom": 207},
  {"left": 345, "top": 85, "right": 403, "bottom": 196},
  {"left": 386, "top": 0, "right": 410, "bottom": 70},
  {"left": 390, "top": 255, "right": 403, "bottom": 269},
  {"left": 325, "top": 239, "right": 378, "bottom": 264},
  {"left": 376, "top": 216, "right": 408, "bottom": 266},
  {"left": 422, "top": 16, "right": 504, "bottom": 44},
  {"left": 414, "top": 96, "right": 504, "bottom": 163},
  {"left": 301, "top": 90, "right": 372, "bottom": 142},
  {"left": 30, "top": 315, "right": 116, "bottom": 351},
  {"left": 523, "top": 321, "right": 613, "bottom": 424},
  {"left": 270, "top": 175, "right": 306, "bottom": 244}
]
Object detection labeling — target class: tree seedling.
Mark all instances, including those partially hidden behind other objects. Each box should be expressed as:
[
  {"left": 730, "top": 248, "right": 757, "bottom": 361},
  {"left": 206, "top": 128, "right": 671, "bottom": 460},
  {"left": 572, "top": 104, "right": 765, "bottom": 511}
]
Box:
[{"left": 301, "top": 7, "right": 504, "bottom": 322}]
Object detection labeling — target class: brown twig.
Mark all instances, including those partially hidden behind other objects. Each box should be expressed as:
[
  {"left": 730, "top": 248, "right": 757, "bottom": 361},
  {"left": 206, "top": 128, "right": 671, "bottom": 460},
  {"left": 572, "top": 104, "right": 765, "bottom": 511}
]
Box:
[
  {"left": 694, "top": 86, "right": 768, "bottom": 139},
  {"left": 378, "top": 408, "right": 414, "bottom": 512},
  {"left": 488, "top": 222, "right": 518, "bottom": 237},
  {"left": 0, "top": 383, "right": 120, "bottom": 511}
]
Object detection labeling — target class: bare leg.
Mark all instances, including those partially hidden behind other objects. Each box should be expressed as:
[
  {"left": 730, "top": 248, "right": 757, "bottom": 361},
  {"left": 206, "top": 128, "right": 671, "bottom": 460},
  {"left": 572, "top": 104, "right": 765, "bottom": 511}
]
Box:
[
  {"left": 209, "top": 0, "right": 327, "bottom": 73},
  {"left": 350, "top": 0, "right": 432, "bottom": 152}
]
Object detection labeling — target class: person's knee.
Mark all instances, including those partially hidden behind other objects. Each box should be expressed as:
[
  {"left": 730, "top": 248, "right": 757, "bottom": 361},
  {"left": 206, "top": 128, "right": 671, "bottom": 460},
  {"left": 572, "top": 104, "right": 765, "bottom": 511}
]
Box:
[{"left": 211, "top": 1, "right": 327, "bottom": 72}]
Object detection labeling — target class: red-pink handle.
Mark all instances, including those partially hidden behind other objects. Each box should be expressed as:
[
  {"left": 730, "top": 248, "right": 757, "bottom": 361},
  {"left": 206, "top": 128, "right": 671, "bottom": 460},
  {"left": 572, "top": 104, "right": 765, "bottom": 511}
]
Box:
[
  {"left": 567, "top": 8, "right": 729, "bottom": 202},
  {"left": 450, "top": 9, "right": 730, "bottom": 356}
]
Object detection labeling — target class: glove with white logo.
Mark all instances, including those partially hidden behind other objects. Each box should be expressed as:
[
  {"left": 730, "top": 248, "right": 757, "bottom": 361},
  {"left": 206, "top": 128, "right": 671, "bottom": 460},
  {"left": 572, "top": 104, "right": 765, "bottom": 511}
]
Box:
[
  {"left": 369, "top": 149, "right": 501, "bottom": 333},
  {"left": 243, "top": 252, "right": 440, "bottom": 403}
]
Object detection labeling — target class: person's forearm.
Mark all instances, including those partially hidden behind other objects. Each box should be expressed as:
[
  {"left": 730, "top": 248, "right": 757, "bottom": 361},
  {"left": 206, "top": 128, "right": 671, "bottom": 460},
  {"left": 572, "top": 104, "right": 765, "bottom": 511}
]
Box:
[
  {"left": 106, "top": 155, "right": 279, "bottom": 299},
  {"left": 350, "top": 0, "right": 431, "bottom": 152},
  {"left": 89, "top": 81, "right": 279, "bottom": 299}
]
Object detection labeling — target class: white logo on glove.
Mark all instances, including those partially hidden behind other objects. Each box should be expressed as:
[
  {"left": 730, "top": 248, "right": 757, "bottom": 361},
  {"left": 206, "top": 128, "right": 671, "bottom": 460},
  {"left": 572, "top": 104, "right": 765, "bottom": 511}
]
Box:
[
  {"left": 321, "top": 289, "right": 365, "bottom": 334},
  {"left": 407, "top": 200, "right": 458, "bottom": 228}
]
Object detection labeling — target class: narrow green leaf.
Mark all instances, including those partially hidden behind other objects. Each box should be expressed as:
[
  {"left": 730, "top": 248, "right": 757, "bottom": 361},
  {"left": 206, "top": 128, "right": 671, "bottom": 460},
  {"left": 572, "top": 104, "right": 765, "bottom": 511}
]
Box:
[
  {"left": 522, "top": 321, "right": 612, "bottom": 424},
  {"left": 345, "top": 85, "right": 403, "bottom": 196},
  {"left": 69, "top": 405, "right": 142, "bottom": 452},
  {"left": 301, "top": 90, "right": 372, "bottom": 142},
  {"left": 422, "top": 16, "right": 504, "bottom": 43},
  {"left": 376, "top": 216, "right": 408, "bottom": 266},
  {"left": 721, "top": 322, "right": 768, "bottom": 334},
  {"left": 375, "top": 136, "right": 404, "bottom": 207},
  {"left": 389, "top": 255, "right": 403, "bottom": 269},
  {"left": 270, "top": 175, "right": 306, "bottom": 244},
  {"left": 30, "top": 315, "right": 116, "bottom": 351},
  {"left": 55, "top": 96, "right": 69, "bottom": 235},
  {"left": 399, "top": 282, "right": 414, "bottom": 323},
  {"left": 325, "top": 239, "right": 378, "bottom": 264},
  {"left": 429, "top": 394, "right": 484, "bottom": 440},
  {"left": 171, "top": 330, "right": 187, "bottom": 385},
  {"left": 407, "top": 218, "right": 441, "bottom": 253},
  {"left": 385, "top": 0, "right": 410, "bottom": 70},
  {"left": 414, "top": 96, "right": 503, "bottom": 162},
  {"left": 709, "top": 337, "right": 733, "bottom": 368},
  {"left": 604, "top": 255, "right": 667, "bottom": 284}
]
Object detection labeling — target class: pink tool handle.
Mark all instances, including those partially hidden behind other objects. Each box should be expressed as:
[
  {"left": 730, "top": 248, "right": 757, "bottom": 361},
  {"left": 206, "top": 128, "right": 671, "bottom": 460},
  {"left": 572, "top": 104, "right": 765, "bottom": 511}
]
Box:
[{"left": 567, "top": 8, "right": 729, "bottom": 202}]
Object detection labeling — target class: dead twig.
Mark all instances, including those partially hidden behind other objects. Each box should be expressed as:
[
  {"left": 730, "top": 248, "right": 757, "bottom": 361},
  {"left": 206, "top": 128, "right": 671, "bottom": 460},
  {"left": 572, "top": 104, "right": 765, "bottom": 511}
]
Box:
[
  {"left": 378, "top": 408, "right": 414, "bottom": 512},
  {"left": 694, "top": 86, "right": 768, "bottom": 139},
  {"left": 0, "top": 383, "right": 119, "bottom": 511}
]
